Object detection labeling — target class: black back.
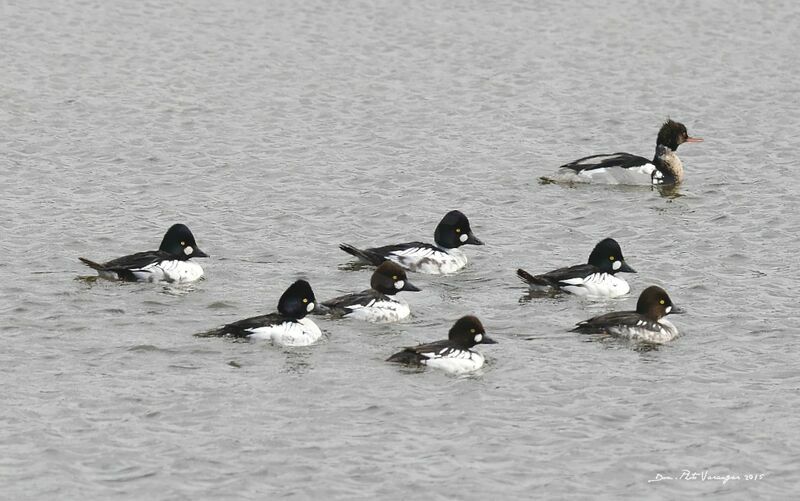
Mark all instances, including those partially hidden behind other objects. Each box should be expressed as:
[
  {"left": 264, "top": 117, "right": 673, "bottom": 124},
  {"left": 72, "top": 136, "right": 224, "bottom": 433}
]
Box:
[
  {"left": 560, "top": 152, "right": 652, "bottom": 172},
  {"left": 320, "top": 288, "right": 387, "bottom": 315}
]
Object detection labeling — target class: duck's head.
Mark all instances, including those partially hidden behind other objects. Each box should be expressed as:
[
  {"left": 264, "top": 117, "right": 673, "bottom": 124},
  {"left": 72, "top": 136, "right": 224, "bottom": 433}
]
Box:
[{"left": 656, "top": 119, "right": 703, "bottom": 150}]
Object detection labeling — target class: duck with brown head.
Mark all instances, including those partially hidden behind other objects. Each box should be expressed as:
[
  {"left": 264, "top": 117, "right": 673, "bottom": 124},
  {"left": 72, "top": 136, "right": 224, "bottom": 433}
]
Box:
[
  {"left": 387, "top": 315, "right": 498, "bottom": 374},
  {"left": 316, "top": 261, "right": 421, "bottom": 323},
  {"left": 571, "top": 286, "right": 683, "bottom": 344}
]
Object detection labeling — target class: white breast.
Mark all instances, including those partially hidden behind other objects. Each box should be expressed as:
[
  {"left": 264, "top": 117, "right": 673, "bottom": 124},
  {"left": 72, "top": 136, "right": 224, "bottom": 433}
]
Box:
[
  {"left": 344, "top": 298, "right": 411, "bottom": 323},
  {"left": 387, "top": 247, "right": 468, "bottom": 275},
  {"left": 131, "top": 260, "right": 205, "bottom": 283},
  {"left": 422, "top": 349, "right": 485, "bottom": 374},
  {"left": 246, "top": 317, "right": 322, "bottom": 347},
  {"left": 560, "top": 273, "right": 630, "bottom": 298}
]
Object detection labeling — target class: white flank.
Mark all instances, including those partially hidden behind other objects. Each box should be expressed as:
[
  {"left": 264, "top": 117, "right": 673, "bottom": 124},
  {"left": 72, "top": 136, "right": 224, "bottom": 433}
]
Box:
[
  {"left": 560, "top": 273, "right": 630, "bottom": 298},
  {"left": 246, "top": 317, "right": 322, "bottom": 346},
  {"left": 131, "top": 260, "right": 205, "bottom": 283},
  {"left": 344, "top": 299, "right": 410, "bottom": 323},
  {"left": 609, "top": 318, "right": 679, "bottom": 344},
  {"left": 423, "top": 349, "right": 486, "bottom": 374},
  {"left": 388, "top": 247, "right": 468, "bottom": 275},
  {"left": 555, "top": 161, "right": 657, "bottom": 185},
  {"left": 577, "top": 163, "right": 656, "bottom": 185}
]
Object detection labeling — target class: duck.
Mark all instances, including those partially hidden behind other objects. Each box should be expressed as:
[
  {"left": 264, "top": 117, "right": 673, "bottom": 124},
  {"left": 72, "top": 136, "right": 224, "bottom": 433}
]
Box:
[
  {"left": 339, "top": 210, "right": 483, "bottom": 274},
  {"left": 317, "top": 261, "right": 420, "bottom": 323},
  {"left": 387, "top": 315, "right": 497, "bottom": 373},
  {"left": 79, "top": 223, "right": 208, "bottom": 283},
  {"left": 198, "top": 280, "right": 321, "bottom": 347},
  {"left": 571, "top": 285, "right": 683, "bottom": 343},
  {"left": 551, "top": 119, "right": 702, "bottom": 185},
  {"left": 517, "top": 238, "right": 636, "bottom": 297}
]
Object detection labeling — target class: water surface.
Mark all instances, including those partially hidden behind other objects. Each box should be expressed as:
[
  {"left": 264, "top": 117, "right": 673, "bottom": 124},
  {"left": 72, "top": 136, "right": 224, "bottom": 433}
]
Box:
[{"left": 1, "top": 0, "right": 798, "bottom": 499}]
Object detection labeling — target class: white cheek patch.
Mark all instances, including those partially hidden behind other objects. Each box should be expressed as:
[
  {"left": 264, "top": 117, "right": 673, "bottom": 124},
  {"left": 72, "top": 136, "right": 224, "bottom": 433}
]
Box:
[
  {"left": 306, "top": 302, "right": 315, "bottom": 312},
  {"left": 474, "top": 333, "right": 482, "bottom": 343},
  {"left": 459, "top": 234, "right": 468, "bottom": 243},
  {"left": 612, "top": 260, "right": 622, "bottom": 271},
  {"left": 394, "top": 280, "right": 404, "bottom": 290},
  {"left": 665, "top": 305, "right": 672, "bottom": 314},
  {"left": 184, "top": 246, "right": 193, "bottom": 256}
]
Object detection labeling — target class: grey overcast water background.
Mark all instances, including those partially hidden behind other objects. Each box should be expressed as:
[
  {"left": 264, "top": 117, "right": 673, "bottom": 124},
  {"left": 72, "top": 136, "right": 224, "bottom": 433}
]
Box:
[{"left": 1, "top": 0, "right": 799, "bottom": 499}]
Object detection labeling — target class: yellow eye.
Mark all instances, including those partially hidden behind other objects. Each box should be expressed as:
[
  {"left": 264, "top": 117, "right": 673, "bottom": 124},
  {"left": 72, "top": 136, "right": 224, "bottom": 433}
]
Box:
[
  {"left": 392, "top": 276, "right": 398, "bottom": 280},
  {"left": 609, "top": 256, "right": 615, "bottom": 261},
  {"left": 659, "top": 299, "right": 665, "bottom": 305},
  {"left": 302, "top": 298, "right": 308, "bottom": 303},
  {"left": 455, "top": 228, "right": 461, "bottom": 233},
  {"left": 470, "top": 328, "right": 475, "bottom": 333}
]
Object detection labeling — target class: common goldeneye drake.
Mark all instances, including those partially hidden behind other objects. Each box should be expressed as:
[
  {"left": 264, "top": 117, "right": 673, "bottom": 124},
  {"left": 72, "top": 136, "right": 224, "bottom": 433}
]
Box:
[
  {"left": 551, "top": 119, "right": 703, "bottom": 185},
  {"left": 317, "top": 261, "right": 421, "bottom": 323},
  {"left": 517, "top": 238, "right": 636, "bottom": 297},
  {"left": 79, "top": 223, "right": 208, "bottom": 283},
  {"left": 339, "top": 210, "right": 483, "bottom": 274},
  {"left": 571, "top": 286, "right": 683, "bottom": 344},
  {"left": 386, "top": 315, "right": 497, "bottom": 374},
  {"left": 198, "top": 280, "right": 321, "bottom": 346}
]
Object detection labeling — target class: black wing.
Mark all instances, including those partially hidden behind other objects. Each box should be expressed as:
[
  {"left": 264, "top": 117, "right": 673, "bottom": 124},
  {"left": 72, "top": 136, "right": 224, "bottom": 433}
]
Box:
[
  {"left": 571, "top": 311, "right": 641, "bottom": 334},
  {"left": 518, "top": 264, "right": 598, "bottom": 288},
  {"left": 339, "top": 241, "right": 434, "bottom": 265},
  {"left": 386, "top": 339, "right": 451, "bottom": 365},
  {"left": 560, "top": 152, "right": 652, "bottom": 173},
  {"left": 79, "top": 250, "right": 173, "bottom": 281},
  {"left": 93, "top": 250, "right": 169, "bottom": 271},
  {"left": 319, "top": 289, "right": 385, "bottom": 316},
  {"left": 197, "top": 312, "right": 290, "bottom": 339}
]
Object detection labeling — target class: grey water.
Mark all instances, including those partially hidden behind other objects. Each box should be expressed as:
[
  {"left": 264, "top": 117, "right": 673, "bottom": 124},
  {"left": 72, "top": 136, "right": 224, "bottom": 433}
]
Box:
[{"left": 1, "top": 0, "right": 799, "bottom": 499}]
